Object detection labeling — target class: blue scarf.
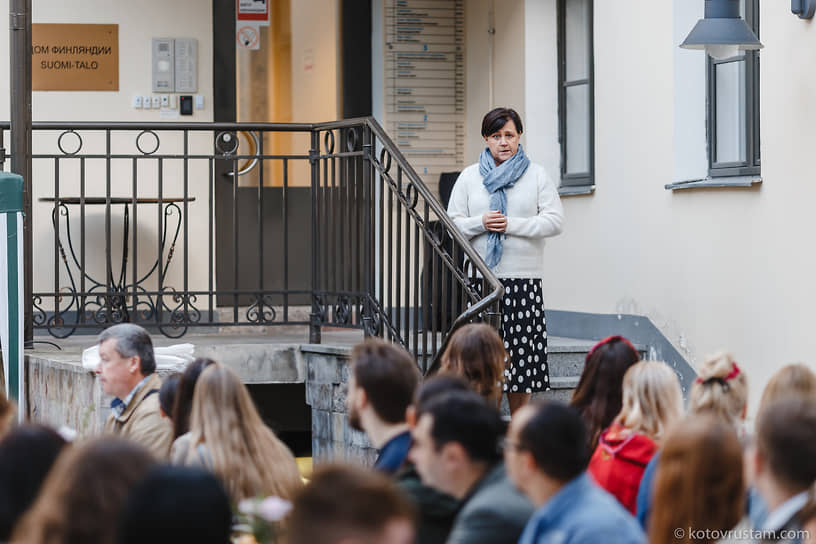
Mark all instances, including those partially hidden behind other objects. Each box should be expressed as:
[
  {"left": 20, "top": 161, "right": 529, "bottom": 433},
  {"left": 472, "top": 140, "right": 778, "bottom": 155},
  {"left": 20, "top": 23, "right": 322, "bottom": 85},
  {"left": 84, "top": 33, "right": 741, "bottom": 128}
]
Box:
[{"left": 479, "top": 144, "right": 530, "bottom": 268}]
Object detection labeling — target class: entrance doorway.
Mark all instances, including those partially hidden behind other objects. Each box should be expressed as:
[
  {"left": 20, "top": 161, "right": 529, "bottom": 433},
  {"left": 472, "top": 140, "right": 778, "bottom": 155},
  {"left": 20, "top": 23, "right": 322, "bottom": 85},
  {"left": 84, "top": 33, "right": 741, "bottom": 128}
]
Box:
[{"left": 211, "top": 0, "right": 370, "bottom": 310}]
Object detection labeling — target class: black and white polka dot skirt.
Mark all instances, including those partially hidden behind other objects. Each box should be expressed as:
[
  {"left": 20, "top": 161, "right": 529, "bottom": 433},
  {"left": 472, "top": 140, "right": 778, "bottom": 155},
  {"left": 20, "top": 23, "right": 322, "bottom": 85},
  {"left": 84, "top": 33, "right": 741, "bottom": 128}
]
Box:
[{"left": 499, "top": 278, "right": 549, "bottom": 393}]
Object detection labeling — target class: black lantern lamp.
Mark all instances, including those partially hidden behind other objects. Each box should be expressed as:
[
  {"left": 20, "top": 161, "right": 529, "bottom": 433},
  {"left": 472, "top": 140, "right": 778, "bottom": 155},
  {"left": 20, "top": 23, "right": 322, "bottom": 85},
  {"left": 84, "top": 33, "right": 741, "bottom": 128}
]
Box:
[
  {"left": 792, "top": 0, "right": 816, "bottom": 19},
  {"left": 680, "top": 0, "right": 763, "bottom": 60}
]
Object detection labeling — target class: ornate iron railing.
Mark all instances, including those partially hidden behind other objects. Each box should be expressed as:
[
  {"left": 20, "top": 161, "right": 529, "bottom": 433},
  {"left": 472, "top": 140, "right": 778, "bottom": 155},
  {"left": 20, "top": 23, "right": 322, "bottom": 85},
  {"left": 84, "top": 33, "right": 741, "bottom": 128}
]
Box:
[{"left": 0, "top": 118, "right": 502, "bottom": 369}]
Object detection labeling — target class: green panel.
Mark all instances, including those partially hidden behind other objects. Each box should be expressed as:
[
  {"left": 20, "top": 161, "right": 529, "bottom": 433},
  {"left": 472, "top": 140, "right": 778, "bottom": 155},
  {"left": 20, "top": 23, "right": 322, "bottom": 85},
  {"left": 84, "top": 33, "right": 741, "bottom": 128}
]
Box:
[
  {"left": 6, "top": 213, "right": 19, "bottom": 402},
  {"left": 0, "top": 173, "right": 23, "bottom": 214}
]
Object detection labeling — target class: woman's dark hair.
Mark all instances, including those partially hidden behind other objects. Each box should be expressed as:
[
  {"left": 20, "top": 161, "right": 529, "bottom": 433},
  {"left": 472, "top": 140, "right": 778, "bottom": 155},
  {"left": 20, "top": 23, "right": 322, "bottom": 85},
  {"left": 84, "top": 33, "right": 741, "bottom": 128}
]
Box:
[
  {"left": 12, "top": 438, "right": 156, "bottom": 544},
  {"left": 158, "top": 373, "right": 181, "bottom": 419},
  {"left": 118, "top": 466, "right": 232, "bottom": 544},
  {"left": 481, "top": 107, "right": 524, "bottom": 137},
  {"left": 0, "top": 425, "right": 68, "bottom": 540},
  {"left": 569, "top": 336, "right": 640, "bottom": 451},
  {"left": 172, "top": 358, "right": 217, "bottom": 438},
  {"left": 518, "top": 401, "right": 589, "bottom": 482}
]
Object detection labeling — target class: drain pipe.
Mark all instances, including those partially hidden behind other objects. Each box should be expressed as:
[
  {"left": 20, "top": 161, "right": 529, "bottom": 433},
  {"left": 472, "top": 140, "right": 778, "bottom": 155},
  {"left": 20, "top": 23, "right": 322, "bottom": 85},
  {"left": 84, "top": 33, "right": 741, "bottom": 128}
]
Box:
[
  {"left": 9, "top": 0, "right": 33, "bottom": 344},
  {"left": 487, "top": 0, "right": 495, "bottom": 108}
]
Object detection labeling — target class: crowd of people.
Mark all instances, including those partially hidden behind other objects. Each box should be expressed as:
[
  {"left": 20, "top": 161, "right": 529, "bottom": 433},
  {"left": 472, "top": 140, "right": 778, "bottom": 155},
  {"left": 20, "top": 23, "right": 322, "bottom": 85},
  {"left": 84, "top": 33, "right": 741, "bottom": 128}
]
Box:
[{"left": 0, "top": 321, "right": 814, "bottom": 544}]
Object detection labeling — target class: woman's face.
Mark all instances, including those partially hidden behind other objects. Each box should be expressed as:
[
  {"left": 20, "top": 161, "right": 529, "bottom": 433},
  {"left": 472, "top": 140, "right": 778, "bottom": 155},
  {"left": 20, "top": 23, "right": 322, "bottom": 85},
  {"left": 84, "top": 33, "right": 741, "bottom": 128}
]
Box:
[{"left": 484, "top": 118, "right": 520, "bottom": 165}]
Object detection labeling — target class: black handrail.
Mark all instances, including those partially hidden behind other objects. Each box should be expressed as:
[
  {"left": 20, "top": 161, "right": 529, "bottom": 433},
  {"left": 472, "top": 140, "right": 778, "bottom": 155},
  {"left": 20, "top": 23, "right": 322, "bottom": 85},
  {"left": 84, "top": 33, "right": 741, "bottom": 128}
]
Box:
[{"left": 0, "top": 117, "right": 502, "bottom": 367}]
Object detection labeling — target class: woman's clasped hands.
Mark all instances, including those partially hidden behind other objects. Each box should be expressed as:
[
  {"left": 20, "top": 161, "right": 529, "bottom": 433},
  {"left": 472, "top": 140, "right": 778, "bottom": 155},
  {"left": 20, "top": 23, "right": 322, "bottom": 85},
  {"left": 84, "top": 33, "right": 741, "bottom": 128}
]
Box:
[{"left": 482, "top": 210, "right": 507, "bottom": 233}]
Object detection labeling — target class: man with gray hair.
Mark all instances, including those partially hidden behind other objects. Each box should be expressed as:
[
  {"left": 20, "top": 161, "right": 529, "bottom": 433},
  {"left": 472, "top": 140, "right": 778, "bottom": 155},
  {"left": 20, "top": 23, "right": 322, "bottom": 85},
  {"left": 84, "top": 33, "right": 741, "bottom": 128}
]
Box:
[{"left": 95, "top": 323, "right": 172, "bottom": 458}]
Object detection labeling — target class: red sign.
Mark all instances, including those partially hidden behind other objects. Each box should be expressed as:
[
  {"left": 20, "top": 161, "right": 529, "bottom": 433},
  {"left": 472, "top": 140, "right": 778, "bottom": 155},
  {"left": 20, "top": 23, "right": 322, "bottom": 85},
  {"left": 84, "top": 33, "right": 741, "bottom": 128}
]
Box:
[{"left": 236, "top": 0, "right": 268, "bottom": 22}]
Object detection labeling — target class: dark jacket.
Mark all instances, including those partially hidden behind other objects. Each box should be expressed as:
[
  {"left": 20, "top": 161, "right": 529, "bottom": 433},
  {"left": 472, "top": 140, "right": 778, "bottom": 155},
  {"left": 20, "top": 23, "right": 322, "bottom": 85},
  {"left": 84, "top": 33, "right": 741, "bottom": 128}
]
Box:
[
  {"left": 445, "top": 462, "right": 534, "bottom": 544},
  {"left": 376, "top": 431, "right": 413, "bottom": 475},
  {"left": 397, "top": 464, "right": 460, "bottom": 544}
]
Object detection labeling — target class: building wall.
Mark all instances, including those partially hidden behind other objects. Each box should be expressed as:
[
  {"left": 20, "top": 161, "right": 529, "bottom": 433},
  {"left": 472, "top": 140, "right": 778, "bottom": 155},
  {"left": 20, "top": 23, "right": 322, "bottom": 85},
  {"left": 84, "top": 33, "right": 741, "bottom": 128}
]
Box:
[
  {"left": 527, "top": 0, "right": 816, "bottom": 414},
  {"left": 0, "top": 0, "right": 214, "bottom": 122},
  {"left": 464, "top": 0, "right": 527, "bottom": 163},
  {"left": 0, "top": 0, "right": 215, "bottom": 307}
]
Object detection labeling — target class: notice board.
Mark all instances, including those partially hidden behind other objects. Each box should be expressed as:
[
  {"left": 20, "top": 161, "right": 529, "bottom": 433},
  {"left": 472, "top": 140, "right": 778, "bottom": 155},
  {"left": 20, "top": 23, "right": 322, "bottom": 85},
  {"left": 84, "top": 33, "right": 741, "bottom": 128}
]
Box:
[{"left": 32, "top": 24, "right": 119, "bottom": 91}]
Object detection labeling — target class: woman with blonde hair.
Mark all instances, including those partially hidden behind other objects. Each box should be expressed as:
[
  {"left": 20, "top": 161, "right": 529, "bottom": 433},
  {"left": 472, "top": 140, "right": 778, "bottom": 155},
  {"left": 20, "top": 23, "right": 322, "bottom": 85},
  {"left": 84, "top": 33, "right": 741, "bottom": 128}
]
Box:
[
  {"left": 649, "top": 415, "right": 745, "bottom": 544},
  {"left": 587, "top": 361, "right": 684, "bottom": 514},
  {"left": 758, "top": 363, "right": 816, "bottom": 414},
  {"left": 688, "top": 352, "right": 748, "bottom": 429},
  {"left": 637, "top": 351, "right": 749, "bottom": 528},
  {"left": 174, "top": 363, "right": 302, "bottom": 503},
  {"left": 438, "top": 323, "right": 505, "bottom": 405}
]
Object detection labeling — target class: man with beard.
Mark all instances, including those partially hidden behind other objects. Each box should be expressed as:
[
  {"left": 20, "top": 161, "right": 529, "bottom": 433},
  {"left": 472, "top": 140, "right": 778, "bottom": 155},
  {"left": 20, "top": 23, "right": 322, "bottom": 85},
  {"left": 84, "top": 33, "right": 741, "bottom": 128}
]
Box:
[
  {"left": 347, "top": 339, "right": 459, "bottom": 544},
  {"left": 347, "top": 339, "right": 419, "bottom": 473}
]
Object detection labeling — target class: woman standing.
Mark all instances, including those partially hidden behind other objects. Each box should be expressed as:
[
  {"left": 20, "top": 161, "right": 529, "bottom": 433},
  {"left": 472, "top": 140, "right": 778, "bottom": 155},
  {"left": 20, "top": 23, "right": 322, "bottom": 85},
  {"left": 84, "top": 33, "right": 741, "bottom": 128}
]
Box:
[{"left": 447, "top": 107, "right": 564, "bottom": 414}]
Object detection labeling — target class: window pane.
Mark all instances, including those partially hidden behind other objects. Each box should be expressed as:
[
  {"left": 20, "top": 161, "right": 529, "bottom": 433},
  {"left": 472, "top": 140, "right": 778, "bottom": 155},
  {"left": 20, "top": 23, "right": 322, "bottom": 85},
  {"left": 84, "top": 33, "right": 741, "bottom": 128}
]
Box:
[
  {"left": 566, "top": 84, "right": 589, "bottom": 174},
  {"left": 566, "top": 0, "right": 589, "bottom": 81},
  {"left": 715, "top": 60, "right": 747, "bottom": 164}
]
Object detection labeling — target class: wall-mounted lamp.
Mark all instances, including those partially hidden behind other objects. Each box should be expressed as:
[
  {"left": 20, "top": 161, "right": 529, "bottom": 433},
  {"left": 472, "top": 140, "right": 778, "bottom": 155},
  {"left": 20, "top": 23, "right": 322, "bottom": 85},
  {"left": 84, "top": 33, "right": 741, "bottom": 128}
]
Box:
[
  {"left": 792, "top": 0, "right": 816, "bottom": 19},
  {"left": 680, "top": 0, "right": 763, "bottom": 60}
]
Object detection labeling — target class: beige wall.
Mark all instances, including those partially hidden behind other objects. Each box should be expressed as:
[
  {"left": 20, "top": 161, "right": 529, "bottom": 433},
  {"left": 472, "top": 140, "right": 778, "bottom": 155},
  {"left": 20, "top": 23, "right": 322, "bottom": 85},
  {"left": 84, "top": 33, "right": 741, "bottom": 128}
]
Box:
[
  {"left": 465, "top": 0, "right": 527, "bottom": 163},
  {"left": 526, "top": 0, "right": 816, "bottom": 413},
  {"left": 0, "top": 0, "right": 215, "bottom": 307},
  {"left": 0, "top": 0, "right": 214, "bottom": 122}
]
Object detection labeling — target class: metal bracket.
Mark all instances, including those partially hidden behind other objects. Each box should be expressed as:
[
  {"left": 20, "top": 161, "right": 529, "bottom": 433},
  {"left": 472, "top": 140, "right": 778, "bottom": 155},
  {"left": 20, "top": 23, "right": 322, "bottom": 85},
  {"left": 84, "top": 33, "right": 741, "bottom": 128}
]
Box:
[
  {"left": 9, "top": 12, "right": 26, "bottom": 30},
  {"left": 792, "top": 0, "right": 816, "bottom": 19}
]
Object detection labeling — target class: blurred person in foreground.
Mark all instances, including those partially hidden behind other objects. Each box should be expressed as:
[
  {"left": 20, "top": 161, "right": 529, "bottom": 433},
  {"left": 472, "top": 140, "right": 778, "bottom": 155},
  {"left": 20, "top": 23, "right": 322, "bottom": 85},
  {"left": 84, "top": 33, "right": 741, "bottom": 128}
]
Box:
[
  {"left": 117, "top": 465, "right": 232, "bottom": 544},
  {"left": 637, "top": 352, "right": 750, "bottom": 529},
  {"left": 587, "top": 360, "right": 684, "bottom": 514},
  {"left": 288, "top": 464, "right": 416, "bottom": 544},
  {"left": 348, "top": 339, "right": 459, "bottom": 544},
  {"left": 569, "top": 335, "right": 640, "bottom": 452},
  {"left": 408, "top": 390, "right": 533, "bottom": 544},
  {"left": 12, "top": 437, "right": 156, "bottom": 544},
  {"left": 649, "top": 415, "right": 745, "bottom": 544},
  {"left": 95, "top": 323, "right": 173, "bottom": 458},
  {"left": 505, "top": 400, "right": 644, "bottom": 544},
  {"left": 751, "top": 398, "right": 816, "bottom": 543},
  {"left": 0, "top": 425, "right": 68, "bottom": 541}
]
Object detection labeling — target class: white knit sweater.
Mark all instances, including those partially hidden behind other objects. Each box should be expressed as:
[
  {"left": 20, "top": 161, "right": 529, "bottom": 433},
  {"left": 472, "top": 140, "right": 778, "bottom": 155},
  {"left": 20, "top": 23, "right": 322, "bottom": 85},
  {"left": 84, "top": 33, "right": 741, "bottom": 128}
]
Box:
[{"left": 446, "top": 162, "right": 564, "bottom": 279}]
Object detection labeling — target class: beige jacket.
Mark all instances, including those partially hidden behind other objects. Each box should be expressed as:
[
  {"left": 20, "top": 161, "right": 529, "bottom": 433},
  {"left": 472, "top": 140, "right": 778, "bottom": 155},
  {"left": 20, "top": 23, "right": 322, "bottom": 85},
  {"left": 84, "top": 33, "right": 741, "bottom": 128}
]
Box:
[{"left": 104, "top": 373, "right": 173, "bottom": 459}]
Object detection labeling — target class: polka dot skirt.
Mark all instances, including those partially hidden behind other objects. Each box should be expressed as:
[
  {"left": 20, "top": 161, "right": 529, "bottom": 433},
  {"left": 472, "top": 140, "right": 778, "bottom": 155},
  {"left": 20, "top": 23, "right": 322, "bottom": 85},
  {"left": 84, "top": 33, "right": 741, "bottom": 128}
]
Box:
[{"left": 499, "top": 278, "right": 549, "bottom": 393}]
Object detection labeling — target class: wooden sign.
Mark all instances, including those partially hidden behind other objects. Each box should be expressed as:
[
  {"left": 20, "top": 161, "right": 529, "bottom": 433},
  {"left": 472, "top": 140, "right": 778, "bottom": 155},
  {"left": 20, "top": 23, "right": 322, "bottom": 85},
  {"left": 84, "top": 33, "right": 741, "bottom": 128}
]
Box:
[{"left": 32, "top": 24, "right": 119, "bottom": 91}]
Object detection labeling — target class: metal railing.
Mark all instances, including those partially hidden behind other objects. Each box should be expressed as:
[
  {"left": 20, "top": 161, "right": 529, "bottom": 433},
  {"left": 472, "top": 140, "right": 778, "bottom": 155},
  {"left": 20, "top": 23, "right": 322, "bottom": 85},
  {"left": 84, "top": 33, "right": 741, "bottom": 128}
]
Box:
[{"left": 0, "top": 117, "right": 502, "bottom": 369}]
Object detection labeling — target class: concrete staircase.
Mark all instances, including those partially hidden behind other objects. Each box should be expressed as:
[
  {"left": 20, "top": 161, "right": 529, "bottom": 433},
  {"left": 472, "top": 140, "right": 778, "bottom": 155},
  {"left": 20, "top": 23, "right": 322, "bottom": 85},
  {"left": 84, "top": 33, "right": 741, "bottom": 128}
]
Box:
[{"left": 538, "top": 337, "right": 648, "bottom": 403}]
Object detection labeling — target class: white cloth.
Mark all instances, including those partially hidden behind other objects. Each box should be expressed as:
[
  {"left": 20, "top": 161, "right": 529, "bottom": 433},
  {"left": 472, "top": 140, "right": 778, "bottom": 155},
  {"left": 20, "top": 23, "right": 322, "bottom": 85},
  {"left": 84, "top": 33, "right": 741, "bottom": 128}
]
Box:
[
  {"left": 82, "top": 343, "right": 195, "bottom": 372},
  {"left": 446, "top": 162, "right": 564, "bottom": 278}
]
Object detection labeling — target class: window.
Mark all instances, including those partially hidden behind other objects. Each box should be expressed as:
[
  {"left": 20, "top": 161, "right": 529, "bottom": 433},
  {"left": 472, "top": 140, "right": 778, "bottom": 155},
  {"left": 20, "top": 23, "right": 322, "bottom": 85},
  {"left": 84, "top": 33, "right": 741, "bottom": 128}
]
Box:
[
  {"left": 708, "top": 0, "right": 760, "bottom": 176},
  {"left": 557, "top": 0, "right": 594, "bottom": 190}
]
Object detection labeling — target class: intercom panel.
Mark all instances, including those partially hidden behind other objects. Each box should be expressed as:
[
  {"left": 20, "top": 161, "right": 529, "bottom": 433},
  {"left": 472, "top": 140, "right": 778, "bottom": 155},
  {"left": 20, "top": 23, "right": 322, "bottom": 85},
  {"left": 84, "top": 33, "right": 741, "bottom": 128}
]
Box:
[
  {"left": 174, "top": 38, "right": 198, "bottom": 93},
  {"left": 152, "top": 38, "right": 175, "bottom": 92}
]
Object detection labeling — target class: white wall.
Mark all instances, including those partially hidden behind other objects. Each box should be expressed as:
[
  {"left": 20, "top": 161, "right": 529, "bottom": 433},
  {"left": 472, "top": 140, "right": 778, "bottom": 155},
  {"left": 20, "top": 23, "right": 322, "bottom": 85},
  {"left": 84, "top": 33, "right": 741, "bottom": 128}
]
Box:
[
  {"left": 465, "top": 0, "right": 527, "bottom": 163},
  {"left": 523, "top": 0, "right": 560, "bottom": 191},
  {"left": 0, "top": 0, "right": 215, "bottom": 308},
  {"left": 0, "top": 0, "right": 214, "bottom": 122},
  {"left": 524, "top": 0, "right": 816, "bottom": 413},
  {"left": 673, "top": 0, "right": 707, "bottom": 182}
]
